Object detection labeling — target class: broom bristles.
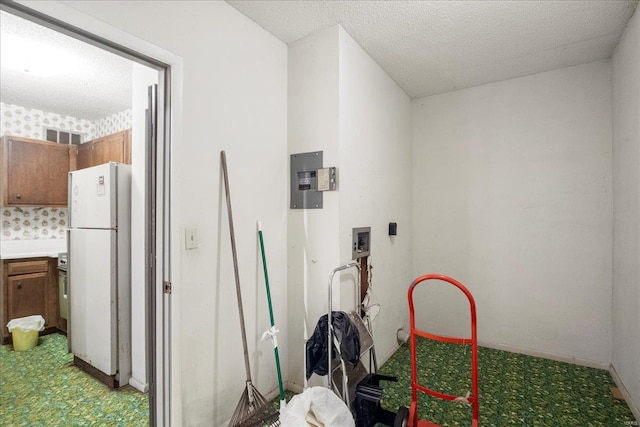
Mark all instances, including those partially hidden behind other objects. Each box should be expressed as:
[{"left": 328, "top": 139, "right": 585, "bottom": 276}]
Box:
[{"left": 229, "top": 383, "right": 280, "bottom": 427}]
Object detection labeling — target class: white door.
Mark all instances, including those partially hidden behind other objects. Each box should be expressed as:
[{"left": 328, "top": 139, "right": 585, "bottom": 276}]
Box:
[
  {"left": 69, "top": 228, "right": 117, "bottom": 375},
  {"left": 70, "top": 163, "right": 117, "bottom": 229}
]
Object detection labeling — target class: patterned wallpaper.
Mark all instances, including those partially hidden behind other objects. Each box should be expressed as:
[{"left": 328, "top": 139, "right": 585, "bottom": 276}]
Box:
[
  {"left": 0, "top": 102, "right": 93, "bottom": 141},
  {"left": 0, "top": 102, "right": 131, "bottom": 240},
  {"left": 0, "top": 102, "right": 132, "bottom": 141},
  {"left": 93, "top": 110, "right": 132, "bottom": 138},
  {"left": 1, "top": 207, "right": 67, "bottom": 240}
]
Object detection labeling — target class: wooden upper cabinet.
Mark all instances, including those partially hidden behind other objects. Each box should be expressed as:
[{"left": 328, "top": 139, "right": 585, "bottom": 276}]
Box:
[
  {"left": 122, "top": 130, "right": 132, "bottom": 164},
  {"left": 104, "top": 131, "right": 126, "bottom": 163},
  {"left": 74, "top": 130, "right": 131, "bottom": 170},
  {"left": 1, "top": 130, "right": 131, "bottom": 206},
  {"left": 2, "top": 136, "right": 71, "bottom": 206},
  {"left": 76, "top": 140, "right": 93, "bottom": 170},
  {"left": 92, "top": 137, "right": 109, "bottom": 165}
]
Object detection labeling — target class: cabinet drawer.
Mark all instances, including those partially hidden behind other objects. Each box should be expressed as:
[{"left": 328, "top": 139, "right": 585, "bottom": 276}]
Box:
[{"left": 7, "top": 260, "right": 49, "bottom": 276}]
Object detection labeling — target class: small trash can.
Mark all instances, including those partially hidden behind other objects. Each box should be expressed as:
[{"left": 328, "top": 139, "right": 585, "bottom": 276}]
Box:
[{"left": 7, "top": 315, "right": 45, "bottom": 351}]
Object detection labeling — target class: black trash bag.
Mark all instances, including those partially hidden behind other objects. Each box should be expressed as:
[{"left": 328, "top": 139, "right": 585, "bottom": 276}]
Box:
[{"left": 306, "top": 311, "right": 360, "bottom": 380}]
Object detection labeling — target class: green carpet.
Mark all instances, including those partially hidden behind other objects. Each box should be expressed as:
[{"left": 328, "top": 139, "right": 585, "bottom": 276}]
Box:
[
  {"left": 375, "top": 338, "right": 637, "bottom": 427},
  {"left": 0, "top": 333, "right": 148, "bottom": 426},
  {"left": 6, "top": 334, "right": 635, "bottom": 426}
]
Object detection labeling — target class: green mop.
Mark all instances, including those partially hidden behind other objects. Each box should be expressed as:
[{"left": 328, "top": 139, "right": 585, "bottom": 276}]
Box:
[{"left": 258, "top": 220, "right": 286, "bottom": 412}]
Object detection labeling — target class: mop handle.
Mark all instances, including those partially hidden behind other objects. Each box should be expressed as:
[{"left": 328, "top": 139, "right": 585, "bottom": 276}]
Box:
[
  {"left": 258, "top": 222, "right": 285, "bottom": 402},
  {"left": 221, "top": 151, "right": 252, "bottom": 383},
  {"left": 258, "top": 223, "right": 276, "bottom": 326}
]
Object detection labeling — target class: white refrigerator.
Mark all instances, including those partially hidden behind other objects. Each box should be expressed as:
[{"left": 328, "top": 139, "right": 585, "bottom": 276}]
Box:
[{"left": 68, "top": 162, "right": 131, "bottom": 388}]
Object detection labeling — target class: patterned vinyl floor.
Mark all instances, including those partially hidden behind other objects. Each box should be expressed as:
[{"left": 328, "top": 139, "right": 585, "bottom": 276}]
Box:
[
  {"left": 374, "top": 338, "right": 637, "bottom": 427},
  {"left": 2, "top": 333, "right": 637, "bottom": 426},
  {"left": 0, "top": 333, "right": 148, "bottom": 426}
]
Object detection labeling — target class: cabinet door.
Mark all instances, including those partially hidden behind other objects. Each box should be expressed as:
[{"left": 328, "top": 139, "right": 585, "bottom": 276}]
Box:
[
  {"left": 8, "top": 272, "right": 47, "bottom": 324},
  {"left": 73, "top": 131, "right": 130, "bottom": 170},
  {"left": 105, "top": 132, "right": 125, "bottom": 163},
  {"left": 3, "top": 137, "right": 70, "bottom": 206},
  {"left": 92, "top": 137, "right": 107, "bottom": 165},
  {"left": 122, "top": 130, "right": 132, "bottom": 164},
  {"left": 76, "top": 142, "right": 93, "bottom": 170}
]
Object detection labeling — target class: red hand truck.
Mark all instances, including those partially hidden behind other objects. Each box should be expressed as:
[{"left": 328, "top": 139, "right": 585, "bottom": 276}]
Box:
[{"left": 407, "top": 274, "right": 479, "bottom": 427}]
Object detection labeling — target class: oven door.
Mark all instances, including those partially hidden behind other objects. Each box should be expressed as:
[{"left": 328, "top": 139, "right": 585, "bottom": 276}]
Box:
[{"left": 58, "top": 269, "right": 68, "bottom": 320}]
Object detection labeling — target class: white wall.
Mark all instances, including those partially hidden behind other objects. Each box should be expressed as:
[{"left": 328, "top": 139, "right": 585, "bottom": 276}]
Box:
[
  {"left": 129, "top": 62, "right": 159, "bottom": 393},
  {"left": 36, "top": 1, "right": 288, "bottom": 425},
  {"left": 612, "top": 8, "right": 640, "bottom": 417},
  {"left": 287, "top": 25, "right": 413, "bottom": 390},
  {"left": 411, "top": 61, "right": 613, "bottom": 367},
  {"left": 287, "top": 26, "right": 341, "bottom": 389},
  {"left": 338, "top": 28, "right": 413, "bottom": 363},
  {"left": 16, "top": 1, "right": 635, "bottom": 423}
]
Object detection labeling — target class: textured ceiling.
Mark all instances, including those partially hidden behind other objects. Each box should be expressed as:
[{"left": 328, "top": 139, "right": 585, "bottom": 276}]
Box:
[
  {"left": 2, "top": 2, "right": 636, "bottom": 118},
  {"left": 0, "top": 11, "right": 132, "bottom": 121},
  {"left": 227, "top": 0, "right": 639, "bottom": 98}
]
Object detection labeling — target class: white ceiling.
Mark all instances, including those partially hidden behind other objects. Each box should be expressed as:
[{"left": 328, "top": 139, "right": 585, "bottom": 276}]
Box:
[
  {"left": 0, "top": 11, "right": 132, "bottom": 121},
  {"left": 1, "top": 2, "right": 636, "bottom": 119},
  {"left": 227, "top": 0, "right": 639, "bottom": 99}
]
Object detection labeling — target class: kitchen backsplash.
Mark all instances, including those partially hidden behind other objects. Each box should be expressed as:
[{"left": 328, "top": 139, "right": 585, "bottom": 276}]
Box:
[
  {"left": 2, "top": 207, "right": 67, "bottom": 240},
  {"left": 0, "top": 102, "right": 131, "bottom": 141}
]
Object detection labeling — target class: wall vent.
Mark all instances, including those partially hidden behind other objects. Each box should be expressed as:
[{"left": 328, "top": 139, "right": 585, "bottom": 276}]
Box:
[{"left": 44, "top": 127, "right": 84, "bottom": 145}]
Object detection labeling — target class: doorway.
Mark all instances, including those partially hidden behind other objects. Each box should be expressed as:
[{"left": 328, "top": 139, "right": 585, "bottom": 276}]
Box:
[{"left": 0, "top": 2, "right": 171, "bottom": 425}]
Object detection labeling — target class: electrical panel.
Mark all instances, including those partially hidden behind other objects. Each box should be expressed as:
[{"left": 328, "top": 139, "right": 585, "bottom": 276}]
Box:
[
  {"left": 290, "top": 151, "right": 338, "bottom": 209},
  {"left": 290, "top": 151, "right": 323, "bottom": 209}
]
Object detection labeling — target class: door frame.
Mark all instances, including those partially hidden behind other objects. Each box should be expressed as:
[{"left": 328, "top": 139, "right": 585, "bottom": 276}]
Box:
[{"left": 0, "top": 1, "right": 178, "bottom": 425}]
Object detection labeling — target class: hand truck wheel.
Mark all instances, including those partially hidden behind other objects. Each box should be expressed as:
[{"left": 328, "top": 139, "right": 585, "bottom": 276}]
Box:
[{"left": 394, "top": 406, "right": 409, "bottom": 427}]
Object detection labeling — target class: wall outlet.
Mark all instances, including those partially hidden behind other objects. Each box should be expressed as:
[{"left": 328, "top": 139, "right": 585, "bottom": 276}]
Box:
[{"left": 185, "top": 226, "right": 198, "bottom": 250}]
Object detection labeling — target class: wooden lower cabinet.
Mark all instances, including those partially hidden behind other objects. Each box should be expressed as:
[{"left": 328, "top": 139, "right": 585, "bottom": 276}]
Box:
[
  {"left": 7, "top": 272, "right": 47, "bottom": 321},
  {"left": 1, "top": 258, "right": 60, "bottom": 344}
]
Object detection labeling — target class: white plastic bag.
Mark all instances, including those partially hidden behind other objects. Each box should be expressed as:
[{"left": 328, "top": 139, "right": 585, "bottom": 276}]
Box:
[
  {"left": 7, "top": 315, "right": 45, "bottom": 332},
  {"left": 280, "top": 386, "right": 355, "bottom": 427}
]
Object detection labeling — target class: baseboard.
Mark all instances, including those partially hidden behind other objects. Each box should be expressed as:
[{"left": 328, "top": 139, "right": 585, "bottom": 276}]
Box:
[
  {"left": 128, "top": 377, "right": 149, "bottom": 393},
  {"left": 285, "top": 381, "right": 304, "bottom": 394},
  {"left": 609, "top": 364, "right": 640, "bottom": 423},
  {"left": 377, "top": 342, "right": 402, "bottom": 368},
  {"left": 478, "top": 340, "right": 609, "bottom": 370},
  {"left": 261, "top": 383, "right": 288, "bottom": 401}
]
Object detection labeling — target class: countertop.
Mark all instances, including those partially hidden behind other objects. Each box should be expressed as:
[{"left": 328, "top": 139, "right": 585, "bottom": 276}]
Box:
[{"left": 0, "top": 239, "right": 66, "bottom": 260}]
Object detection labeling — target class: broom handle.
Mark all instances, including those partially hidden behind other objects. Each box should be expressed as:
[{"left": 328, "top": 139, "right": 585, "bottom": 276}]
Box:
[
  {"left": 258, "top": 223, "right": 285, "bottom": 402},
  {"left": 221, "top": 151, "right": 252, "bottom": 384}
]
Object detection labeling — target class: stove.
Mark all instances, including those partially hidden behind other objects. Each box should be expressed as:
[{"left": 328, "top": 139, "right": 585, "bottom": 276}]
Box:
[
  {"left": 58, "top": 253, "right": 68, "bottom": 321},
  {"left": 58, "top": 253, "right": 68, "bottom": 272}
]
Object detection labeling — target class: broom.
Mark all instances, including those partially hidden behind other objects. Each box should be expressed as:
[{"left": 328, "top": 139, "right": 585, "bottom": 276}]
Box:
[
  {"left": 258, "top": 220, "right": 286, "bottom": 412},
  {"left": 221, "top": 151, "right": 279, "bottom": 427}
]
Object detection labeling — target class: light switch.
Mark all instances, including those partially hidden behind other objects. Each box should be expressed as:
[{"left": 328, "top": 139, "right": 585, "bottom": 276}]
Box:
[{"left": 185, "top": 227, "right": 198, "bottom": 250}]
